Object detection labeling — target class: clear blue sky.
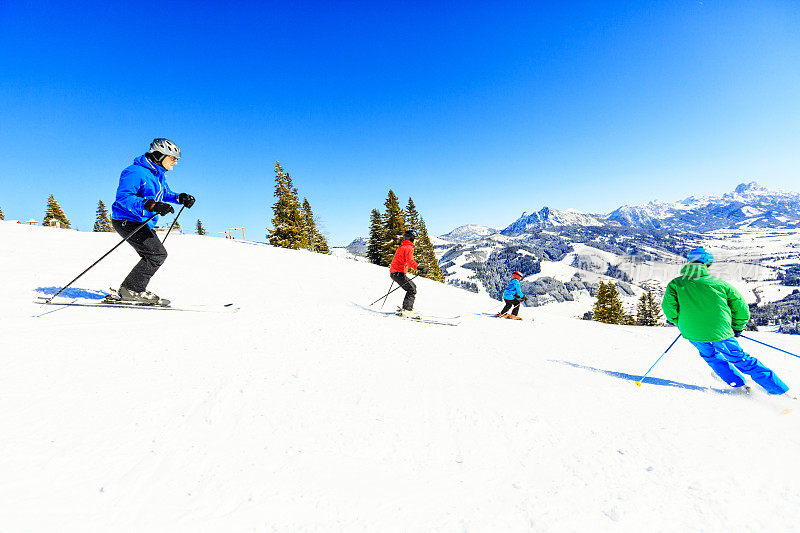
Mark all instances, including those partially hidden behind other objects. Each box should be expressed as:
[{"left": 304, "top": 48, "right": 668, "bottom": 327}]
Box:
[{"left": 1, "top": 1, "right": 798, "bottom": 244}]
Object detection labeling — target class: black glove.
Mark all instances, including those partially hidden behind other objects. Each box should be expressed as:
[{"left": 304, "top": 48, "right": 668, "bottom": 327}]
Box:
[
  {"left": 178, "top": 193, "right": 195, "bottom": 208},
  {"left": 144, "top": 199, "right": 175, "bottom": 216},
  {"left": 417, "top": 265, "right": 428, "bottom": 275},
  {"left": 521, "top": 295, "right": 528, "bottom": 302},
  {"left": 733, "top": 330, "right": 742, "bottom": 337}
]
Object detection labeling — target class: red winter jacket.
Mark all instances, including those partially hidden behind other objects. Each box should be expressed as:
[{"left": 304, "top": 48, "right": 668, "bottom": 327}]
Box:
[{"left": 389, "top": 240, "right": 418, "bottom": 274}]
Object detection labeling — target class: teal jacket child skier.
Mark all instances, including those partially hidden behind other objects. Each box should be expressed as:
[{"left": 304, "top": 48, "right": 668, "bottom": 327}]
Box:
[
  {"left": 661, "top": 247, "right": 788, "bottom": 395},
  {"left": 499, "top": 271, "right": 526, "bottom": 319}
]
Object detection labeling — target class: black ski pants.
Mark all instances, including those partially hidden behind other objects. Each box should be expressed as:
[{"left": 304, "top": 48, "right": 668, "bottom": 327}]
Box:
[
  {"left": 112, "top": 218, "right": 167, "bottom": 293},
  {"left": 390, "top": 272, "right": 417, "bottom": 311},
  {"left": 500, "top": 298, "right": 522, "bottom": 316}
]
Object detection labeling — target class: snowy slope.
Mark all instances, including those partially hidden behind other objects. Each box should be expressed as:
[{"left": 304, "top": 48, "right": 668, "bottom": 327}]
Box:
[{"left": 2, "top": 221, "right": 800, "bottom": 531}]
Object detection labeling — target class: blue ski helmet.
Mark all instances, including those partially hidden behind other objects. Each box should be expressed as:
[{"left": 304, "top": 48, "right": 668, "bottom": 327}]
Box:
[{"left": 687, "top": 247, "right": 714, "bottom": 265}]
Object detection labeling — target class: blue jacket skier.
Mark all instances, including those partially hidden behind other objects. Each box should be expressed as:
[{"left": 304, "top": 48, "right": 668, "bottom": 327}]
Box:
[
  {"left": 661, "top": 247, "right": 789, "bottom": 395},
  {"left": 112, "top": 155, "right": 180, "bottom": 228},
  {"left": 499, "top": 271, "right": 526, "bottom": 319},
  {"left": 109, "top": 138, "right": 195, "bottom": 306}
]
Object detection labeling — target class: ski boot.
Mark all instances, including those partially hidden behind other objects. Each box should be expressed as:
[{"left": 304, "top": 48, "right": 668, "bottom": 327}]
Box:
[
  {"left": 730, "top": 385, "right": 751, "bottom": 395},
  {"left": 397, "top": 307, "right": 421, "bottom": 319},
  {"left": 117, "top": 286, "right": 171, "bottom": 306}
]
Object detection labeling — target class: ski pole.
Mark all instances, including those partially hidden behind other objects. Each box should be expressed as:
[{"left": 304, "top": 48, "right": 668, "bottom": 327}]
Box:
[
  {"left": 489, "top": 302, "right": 505, "bottom": 314},
  {"left": 379, "top": 281, "right": 394, "bottom": 309},
  {"left": 740, "top": 335, "right": 800, "bottom": 360},
  {"left": 369, "top": 275, "right": 419, "bottom": 306},
  {"left": 635, "top": 333, "right": 682, "bottom": 387},
  {"left": 46, "top": 214, "right": 157, "bottom": 303},
  {"left": 161, "top": 205, "right": 185, "bottom": 243}
]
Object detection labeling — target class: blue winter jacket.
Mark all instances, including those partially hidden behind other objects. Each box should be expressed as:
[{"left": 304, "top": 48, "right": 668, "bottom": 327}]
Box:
[
  {"left": 111, "top": 154, "right": 179, "bottom": 228},
  {"left": 503, "top": 278, "right": 524, "bottom": 300}
]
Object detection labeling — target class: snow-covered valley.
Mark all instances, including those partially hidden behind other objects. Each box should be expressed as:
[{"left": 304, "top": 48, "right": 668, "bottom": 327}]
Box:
[{"left": 2, "top": 221, "right": 800, "bottom": 531}]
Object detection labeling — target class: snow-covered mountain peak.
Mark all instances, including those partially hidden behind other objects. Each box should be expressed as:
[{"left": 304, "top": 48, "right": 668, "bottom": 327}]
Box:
[
  {"left": 607, "top": 183, "right": 800, "bottom": 232},
  {"left": 439, "top": 224, "right": 499, "bottom": 243},
  {"left": 734, "top": 181, "right": 765, "bottom": 194},
  {"left": 501, "top": 206, "right": 605, "bottom": 234}
]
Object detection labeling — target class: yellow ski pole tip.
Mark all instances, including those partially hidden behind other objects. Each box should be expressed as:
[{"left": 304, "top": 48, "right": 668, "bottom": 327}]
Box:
[{"left": 635, "top": 381, "right": 642, "bottom": 387}]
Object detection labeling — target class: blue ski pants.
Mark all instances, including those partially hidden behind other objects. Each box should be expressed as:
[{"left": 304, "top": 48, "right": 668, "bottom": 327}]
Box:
[{"left": 689, "top": 338, "right": 789, "bottom": 395}]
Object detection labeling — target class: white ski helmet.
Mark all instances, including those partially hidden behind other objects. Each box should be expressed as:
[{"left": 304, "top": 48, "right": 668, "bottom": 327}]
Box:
[{"left": 149, "top": 138, "right": 181, "bottom": 159}]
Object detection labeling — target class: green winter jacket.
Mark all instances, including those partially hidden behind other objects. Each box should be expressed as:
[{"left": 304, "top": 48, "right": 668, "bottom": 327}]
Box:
[{"left": 661, "top": 263, "right": 750, "bottom": 342}]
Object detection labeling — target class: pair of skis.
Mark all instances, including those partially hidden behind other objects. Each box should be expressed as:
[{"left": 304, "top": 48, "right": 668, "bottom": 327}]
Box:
[
  {"left": 34, "top": 295, "right": 238, "bottom": 314},
  {"left": 393, "top": 310, "right": 461, "bottom": 326},
  {"left": 477, "top": 312, "right": 535, "bottom": 323},
  {"left": 355, "top": 303, "right": 460, "bottom": 326}
]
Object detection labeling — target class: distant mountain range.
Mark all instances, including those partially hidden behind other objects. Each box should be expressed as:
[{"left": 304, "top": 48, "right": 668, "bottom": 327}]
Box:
[
  {"left": 489, "top": 182, "right": 800, "bottom": 238},
  {"left": 605, "top": 182, "right": 800, "bottom": 232},
  {"left": 339, "top": 183, "right": 800, "bottom": 307}
]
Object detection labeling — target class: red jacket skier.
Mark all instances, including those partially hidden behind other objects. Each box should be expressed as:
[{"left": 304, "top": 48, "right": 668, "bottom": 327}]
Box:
[{"left": 390, "top": 229, "right": 427, "bottom": 315}]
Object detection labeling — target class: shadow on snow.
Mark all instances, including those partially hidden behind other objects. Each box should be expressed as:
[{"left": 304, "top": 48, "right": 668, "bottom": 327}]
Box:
[
  {"left": 34, "top": 287, "right": 108, "bottom": 300},
  {"left": 549, "top": 359, "right": 734, "bottom": 395}
]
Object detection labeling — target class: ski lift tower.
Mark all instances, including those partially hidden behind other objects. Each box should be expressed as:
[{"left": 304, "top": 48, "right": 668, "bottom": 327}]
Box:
[{"left": 218, "top": 227, "right": 245, "bottom": 240}]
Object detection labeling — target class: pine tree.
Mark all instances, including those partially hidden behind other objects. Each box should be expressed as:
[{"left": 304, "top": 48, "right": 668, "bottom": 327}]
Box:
[
  {"left": 314, "top": 223, "right": 330, "bottom": 254},
  {"left": 636, "top": 292, "right": 651, "bottom": 325},
  {"left": 301, "top": 198, "right": 315, "bottom": 251},
  {"left": 315, "top": 229, "right": 330, "bottom": 254},
  {"left": 607, "top": 283, "right": 626, "bottom": 324},
  {"left": 647, "top": 291, "right": 663, "bottom": 324},
  {"left": 43, "top": 194, "right": 71, "bottom": 228},
  {"left": 284, "top": 173, "right": 305, "bottom": 245},
  {"left": 196, "top": 219, "right": 206, "bottom": 235},
  {"left": 268, "top": 161, "right": 304, "bottom": 249},
  {"left": 367, "top": 209, "right": 385, "bottom": 265},
  {"left": 402, "top": 197, "right": 444, "bottom": 282},
  {"left": 593, "top": 282, "right": 610, "bottom": 323},
  {"left": 593, "top": 281, "right": 626, "bottom": 324},
  {"left": 93, "top": 200, "right": 113, "bottom": 232},
  {"left": 0, "top": 205, "right": 4, "bottom": 220},
  {"left": 380, "top": 190, "right": 405, "bottom": 265},
  {"left": 301, "top": 198, "right": 331, "bottom": 254},
  {"left": 415, "top": 219, "right": 444, "bottom": 282},
  {"left": 620, "top": 311, "right": 636, "bottom": 326},
  {"left": 637, "top": 290, "right": 662, "bottom": 326},
  {"left": 405, "top": 198, "right": 420, "bottom": 234}
]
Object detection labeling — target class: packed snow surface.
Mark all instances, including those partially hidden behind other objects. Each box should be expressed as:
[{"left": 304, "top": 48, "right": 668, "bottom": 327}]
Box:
[{"left": 2, "top": 221, "right": 800, "bottom": 531}]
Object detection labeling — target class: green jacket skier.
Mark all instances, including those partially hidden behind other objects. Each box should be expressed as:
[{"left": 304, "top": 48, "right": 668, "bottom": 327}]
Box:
[
  {"left": 661, "top": 247, "right": 788, "bottom": 395},
  {"left": 661, "top": 262, "right": 748, "bottom": 343}
]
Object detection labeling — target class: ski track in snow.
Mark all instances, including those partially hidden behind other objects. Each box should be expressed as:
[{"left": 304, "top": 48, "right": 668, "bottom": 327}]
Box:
[{"left": 1, "top": 221, "right": 799, "bottom": 531}]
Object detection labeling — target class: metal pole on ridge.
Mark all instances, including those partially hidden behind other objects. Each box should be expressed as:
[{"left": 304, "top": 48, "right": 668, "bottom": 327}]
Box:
[
  {"left": 635, "top": 334, "right": 682, "bottom": 387},
  {"left": 45, "top": 214, "right": 158, "bottom": 303}
]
